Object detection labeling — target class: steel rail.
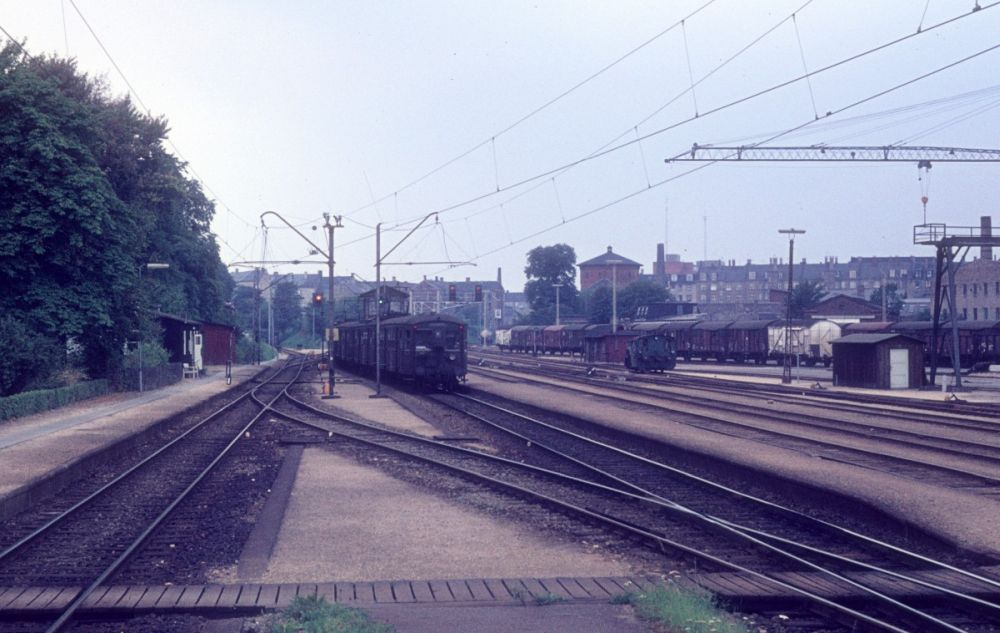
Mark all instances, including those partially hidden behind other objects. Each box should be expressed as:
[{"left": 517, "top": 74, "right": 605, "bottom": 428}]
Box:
[
  {"left": 41, "top": 358, "right": 305, "bottom": 633},
  {"left": 448, "top": 393, "right": 1000, "bottom": 591},
  {"left": 473, "top": 349, "right": 1000, "bottom": 423},
  {"left": 470, "top": 364, "right": 1000, "bottom": 487},
  {"left": 442, "top": 394, "right": 998, "bottom": 630},
  {"left": 0, "top": 367, "right": 271, "bottom": 566},
  {"left": 473, "top": 349, "right": 1000, "bottom": 418},
  {"left": 270, "top": 388, "right": 989, "bottom": 632}
]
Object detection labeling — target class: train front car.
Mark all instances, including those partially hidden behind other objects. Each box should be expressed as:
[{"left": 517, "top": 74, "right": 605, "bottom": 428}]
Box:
[{"left": 408, "top": 314, "right": 467, "bottom": 390}]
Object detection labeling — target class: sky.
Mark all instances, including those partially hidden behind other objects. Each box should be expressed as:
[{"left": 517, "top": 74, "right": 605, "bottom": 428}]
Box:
[{"left": 2, "top": 1, "right": 999, "bottom": 291}]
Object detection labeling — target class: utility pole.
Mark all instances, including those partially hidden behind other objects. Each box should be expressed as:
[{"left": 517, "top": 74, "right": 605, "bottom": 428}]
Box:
[
  {"left": 372, "top": 212, "right": 441, "bottom": 397},
  {"left": 260, "top": 210, "right": 340, "bottom": 396},
  {"left": 606, "top": 260, "right": 623, "bottom": 331},
  {"left": 138, "top": 262, "right": 170, "bottom": 392},
  {"left": 778, "top": 228, "right": 805, "bottom": 384},
  {"left": 553, "top": 282, "right": 564, "bottom": 326},
  {"left": 324, "top": 213, "right": 342, "bottom": 399}
]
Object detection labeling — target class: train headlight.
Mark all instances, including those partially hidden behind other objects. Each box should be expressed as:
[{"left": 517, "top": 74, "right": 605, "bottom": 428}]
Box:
[{"left": 448, "top": 353, "right": 456, "bottom": 361}]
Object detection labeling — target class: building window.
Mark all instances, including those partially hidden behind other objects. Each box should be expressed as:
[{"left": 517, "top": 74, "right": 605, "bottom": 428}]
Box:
[
  {"left": 963, "top": 284, "right": 967, "bottom": 296},
  {"left": 962, "top": 308, "right": 968, "bottom": 319},
  {"left": 984, "top": 282, "right": 989, "bottom": 296},
  {"left": 973, "top": 308, "right": 978, "bottom": 320},
  {"left": 973, "top": 285, "right": 978, "bottom": 297},
  {"left": 889, "top": 269, "right": 896, "bottom": 278},
  {"left": 849, "top": 270, "right": 857, "bottom": 279},
  {"left": 748, "top": 271, "right": 756, "bottom": 280}
]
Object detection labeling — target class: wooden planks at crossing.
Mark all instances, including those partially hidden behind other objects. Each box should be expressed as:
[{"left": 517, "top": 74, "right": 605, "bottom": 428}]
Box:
[{"left": 1, "top": 568, "right": 997, "bottom": 616}]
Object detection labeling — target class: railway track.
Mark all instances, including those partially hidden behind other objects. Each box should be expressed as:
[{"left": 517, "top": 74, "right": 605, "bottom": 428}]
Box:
[
  {"left": 469, "top": 355, "right": 1000, "bottom": 494},
  {"left": 266, "top": 375, "right": 1000, "bottom": 632},
  {"left": 473, "top": 349, "right": 1000, "bottom": 418},
  {"left": 0, "top": 357, "right": 305, "bottom": 633}
]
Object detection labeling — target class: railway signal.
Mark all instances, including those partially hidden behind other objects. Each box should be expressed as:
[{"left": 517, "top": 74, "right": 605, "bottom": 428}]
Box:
[
  {"left": 474, "top": 284, "right": 483, "bottom": 302},
  {"left": 449, "top": 284, "right": 457, "bottom": 302}
]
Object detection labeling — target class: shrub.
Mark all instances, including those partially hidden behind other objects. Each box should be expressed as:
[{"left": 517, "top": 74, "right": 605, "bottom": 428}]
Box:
[
  {"left": 236, "top": 338, "right": 277, "bottom": 364},
  {"left": 265, "top": 595, "right": 394, "bottom": 633},
  {"left": 122, "top": 341, "right": 170, "bottom": 369},
  {"left": 631, "top": 585, "right": 750, "bottom": 633},
  {"left": 0, "top": 380, "right": 110, "bottom": 422},
  {"left": 0, "top": 315, "right": 65, "bottom": 396}
]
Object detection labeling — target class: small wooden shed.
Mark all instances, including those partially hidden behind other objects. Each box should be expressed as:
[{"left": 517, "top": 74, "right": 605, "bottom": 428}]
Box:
[
  {"left": 832, "top": 333, "right": 925, "bottom": 389},
  {"left": 199, "top": 321, "right": 236, "bottom": 365}
]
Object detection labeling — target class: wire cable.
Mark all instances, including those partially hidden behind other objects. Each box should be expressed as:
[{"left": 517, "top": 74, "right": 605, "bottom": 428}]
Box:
[{"left": 345, "top": 0, "right": 720, "bottom": 217}]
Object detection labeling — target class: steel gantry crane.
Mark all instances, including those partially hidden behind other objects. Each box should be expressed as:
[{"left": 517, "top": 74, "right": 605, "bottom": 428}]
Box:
[{"left": 668, "top": 145, "right": 1000, "bottom": 389}]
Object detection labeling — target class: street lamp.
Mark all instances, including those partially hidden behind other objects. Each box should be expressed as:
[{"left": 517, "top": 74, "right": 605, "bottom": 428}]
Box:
[
  {"left": 138, "top": 262, "right": 170, "bottom": 393},
  {"left": 778, "top": 228, "right": 806, "bottom": 384},
  {"left": 260, "top": 211, "right": 342, "bottom": 398},
  {"left": 552, "top": 281, "right": 564, "bottom": 326},
  {"left": 605, "top": 259, "right": 624, "bottom": 331}
]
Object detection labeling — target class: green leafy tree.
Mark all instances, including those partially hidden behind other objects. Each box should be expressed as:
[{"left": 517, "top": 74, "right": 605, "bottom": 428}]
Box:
[
  {"left": 0, "top": 314, "right": 66, "bottom": 396},
  {"left": 0, "top": 43, "right": 234, "bottom": 387},
  {"left": 869, "top": 283, "right": 905, "bottom": 320},
  {"left": 0, "top": 46, "right": 139, "bottom": 378},
  {"left": 618, "top": 278, "right": 672, "bottom": 320},
  {"left": 583, "top": 285, "right": 613, "bottom": 325},
  {"left": 524, "top": 244, "right": 579, "bottom": 324},
  {"left": 788, "top": 280, "right": 825, "bottom": 318},
  {"left": 273, "top": 281, "right": 303, "bottom": 342}
]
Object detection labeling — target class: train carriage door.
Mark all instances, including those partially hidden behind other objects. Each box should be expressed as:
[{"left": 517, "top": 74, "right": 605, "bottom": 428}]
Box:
[{"left": 889, "top": 348, "right": 909, "bottom": 389}]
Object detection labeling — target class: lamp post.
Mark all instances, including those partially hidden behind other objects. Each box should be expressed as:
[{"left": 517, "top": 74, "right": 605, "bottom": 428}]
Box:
[
  {"left": 552, "top": 282, "right": 564, "bottom": 326},
  {"left": 138, "top": 262, "right": 170, "bottom": 393},
  {"left": 778, "top": 228, "right": 805, "bottom": 384},
  {"left": 605, "top": 259, "right": 624, "bottom": 331}
]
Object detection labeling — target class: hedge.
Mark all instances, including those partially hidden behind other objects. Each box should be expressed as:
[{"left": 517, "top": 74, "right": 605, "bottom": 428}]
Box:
[{"left": 0, "top": 379, "right": 110, "bottom": 422}]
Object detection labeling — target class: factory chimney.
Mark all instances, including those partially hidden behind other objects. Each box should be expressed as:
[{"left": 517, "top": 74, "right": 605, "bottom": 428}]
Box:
[{"left": 982, "top": 216, "right": 993, "bottom": 261}]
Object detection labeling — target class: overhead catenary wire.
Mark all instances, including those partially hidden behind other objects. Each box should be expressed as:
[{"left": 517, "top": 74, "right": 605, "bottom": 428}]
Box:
[
  {"left": 328, "top": 1, "right": 998, "bottom": 268},
  {"left": 344, "top": 0, "right": 721, "bottom": 219},
  {"left": 427, "top": 39, "right": 1000, "bottom": 275},
  {"left": 389, "top": 1, "right": 1000, "bottom": 236}
]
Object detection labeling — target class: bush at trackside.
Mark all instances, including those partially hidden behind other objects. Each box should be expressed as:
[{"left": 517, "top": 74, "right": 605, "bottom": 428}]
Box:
[{"left": 0, "top": 380, "right": 110, "bottom": 422}]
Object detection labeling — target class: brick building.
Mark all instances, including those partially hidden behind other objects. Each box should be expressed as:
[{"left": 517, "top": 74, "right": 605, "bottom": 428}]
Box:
[
  {"left": 942, "top": 258, "right": 1000, "bottom": 322},
  {"left": 578, "top": 246, "right": 642, "bottom": 291}
]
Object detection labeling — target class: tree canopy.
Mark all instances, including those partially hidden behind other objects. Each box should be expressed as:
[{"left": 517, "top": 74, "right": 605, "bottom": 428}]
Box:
[
  {"left": 869, "top": 283, "right": 905, "bottom": 320},
  {"left": 788, "top": 280, "right": 826, "bottom": 318},
  {"left": 0, "top": 42, "right": 233, "bottom": 390},
  {"left": 523, "top": 244, "right": 579, "bottom": 324}
]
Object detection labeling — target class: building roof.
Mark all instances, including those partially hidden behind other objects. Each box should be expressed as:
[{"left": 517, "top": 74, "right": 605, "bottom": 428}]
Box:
[
  {"left": 832, "top": 333, "right": 921, "bottom": 345},
  {"left": 578, "top": 246, "right": 641, "bottom": 268}
]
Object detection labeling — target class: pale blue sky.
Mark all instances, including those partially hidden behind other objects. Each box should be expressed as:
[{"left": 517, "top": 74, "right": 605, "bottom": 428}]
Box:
[{"left": 2, "top": 1, "right": 998, "bottom": 290}]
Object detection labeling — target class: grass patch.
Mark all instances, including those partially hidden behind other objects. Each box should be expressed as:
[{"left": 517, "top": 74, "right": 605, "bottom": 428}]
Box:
[
  {"left": 265, "top": 595, "right": 394, "bottom": 633},
  {"left": 627, "top": 585, "right": 750, "bottom": 633},
  {"left": 532, "top": 592, "right": 568, "bottom": 606}
]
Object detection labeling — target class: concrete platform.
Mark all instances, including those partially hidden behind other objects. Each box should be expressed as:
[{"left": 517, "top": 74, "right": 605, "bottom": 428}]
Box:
[{"left": 0, "top": 363, "right": 267, "bottom": 521}]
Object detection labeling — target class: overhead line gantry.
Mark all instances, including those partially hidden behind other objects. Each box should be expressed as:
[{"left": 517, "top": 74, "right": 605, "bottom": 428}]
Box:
[{"left": 666, "top": 144, "right": 1000, "bottom": 389}]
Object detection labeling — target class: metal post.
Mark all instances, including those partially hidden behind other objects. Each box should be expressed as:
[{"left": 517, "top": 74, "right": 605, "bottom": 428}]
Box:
[
  {"left": 481, "top": 290, "right": 487, "bottom": 347},
  {"left": 138, "top": 334, "right": 143, "bottom": 393},
  {"left": 373, "top": 222, "right": 383, "bottom": 397},
  {"left": 324, "top": 213, "right": 342, "bottom": 399},
  {"left": 946, "top": 249, "right": 965, "bottom": 389},
  {"left": 929, "top": 245, "right": 945, "bottom": 385},
  {"left": 778, "top": 229, "right": 805, "bottom": 384},
  {"left": 138, "top": 263, "right": 170, "bottom": 391}
]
